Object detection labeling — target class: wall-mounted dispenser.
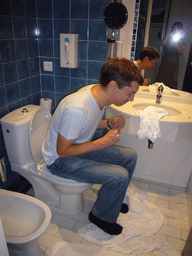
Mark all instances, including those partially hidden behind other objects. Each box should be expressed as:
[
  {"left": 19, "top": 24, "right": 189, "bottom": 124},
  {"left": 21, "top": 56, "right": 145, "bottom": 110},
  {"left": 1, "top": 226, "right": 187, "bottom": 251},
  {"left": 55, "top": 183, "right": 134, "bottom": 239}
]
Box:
[{"left": 60, "top": 34, "right": 78, "bottom": 68}]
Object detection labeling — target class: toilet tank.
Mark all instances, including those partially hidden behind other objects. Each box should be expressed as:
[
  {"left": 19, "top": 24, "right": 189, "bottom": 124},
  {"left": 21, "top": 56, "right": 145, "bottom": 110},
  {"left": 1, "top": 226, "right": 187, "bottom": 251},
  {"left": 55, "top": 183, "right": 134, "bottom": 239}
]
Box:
[{"left": 1, "top": 105, "right": 41, "bottom": 167}]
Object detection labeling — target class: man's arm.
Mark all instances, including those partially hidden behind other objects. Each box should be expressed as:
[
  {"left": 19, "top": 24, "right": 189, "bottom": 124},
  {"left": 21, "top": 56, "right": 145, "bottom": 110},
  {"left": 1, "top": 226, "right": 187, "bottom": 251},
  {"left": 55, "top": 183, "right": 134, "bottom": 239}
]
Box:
[
  {"left": 97, "top": 116, "right": 125, "bottom": 129},
  {"left": 176, "top": 43, "right": 185, "bottom": 55},
  {"left": 160, "top": 32, "right": 171, "bottom": 47},
  {"left": 57, "top": 128, "right": 121, "bottom": 158}
]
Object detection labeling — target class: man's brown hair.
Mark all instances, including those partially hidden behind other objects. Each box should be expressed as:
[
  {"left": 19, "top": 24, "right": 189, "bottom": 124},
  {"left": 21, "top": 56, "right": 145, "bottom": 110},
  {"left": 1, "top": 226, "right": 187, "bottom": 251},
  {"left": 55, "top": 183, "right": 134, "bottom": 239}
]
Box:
[
  {"left": 99, "top": 57, "right": 144, "bottom": 89},
  {"left": 139, "top": 46, "right": 160, "bottom": 61}
]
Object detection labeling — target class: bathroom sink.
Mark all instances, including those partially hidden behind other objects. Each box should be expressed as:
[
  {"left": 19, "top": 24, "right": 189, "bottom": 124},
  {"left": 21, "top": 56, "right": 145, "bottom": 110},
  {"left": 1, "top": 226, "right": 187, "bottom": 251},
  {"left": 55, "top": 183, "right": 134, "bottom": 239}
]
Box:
[
  {"left": 136, "top": 86, "right": 192, "bottom": 104},
  {"left": 142, "top": 88, "right": 180, "bottom": 96},
  {"left": 133, "top": 103, "right": 181, "bottom": 116}
]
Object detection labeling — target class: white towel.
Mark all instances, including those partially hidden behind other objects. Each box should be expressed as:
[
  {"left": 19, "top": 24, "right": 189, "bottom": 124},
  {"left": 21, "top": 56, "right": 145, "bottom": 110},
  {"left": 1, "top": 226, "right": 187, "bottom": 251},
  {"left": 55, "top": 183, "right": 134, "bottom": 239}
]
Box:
[
  {"left": 136, "top": 106, "right": 169, "bottom": 143},
  {"left": 76, "top": 189, "right": 178, "bottom": 256},
  {"left": 78, "top": 190, "right": 164, "bottom": 248},
  {"left": 149, "top": 83, "right": 173, "bottom": 95},
  {"left": 51, "top": 189, "right": 179, "bottom": 256},
  {"left": 51, "top": 239, "right": 179, "bottom": 256}
]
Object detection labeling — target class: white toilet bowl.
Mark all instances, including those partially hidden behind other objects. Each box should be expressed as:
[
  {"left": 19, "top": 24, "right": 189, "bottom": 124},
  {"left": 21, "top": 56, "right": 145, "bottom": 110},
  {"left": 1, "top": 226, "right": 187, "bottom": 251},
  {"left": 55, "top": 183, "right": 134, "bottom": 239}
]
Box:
[
  {"left": 0, "top": 189, "right": 51, "bottom": 256},
  {"left": 1, "top": 105, "right": 92, "bottom": 215},
  {"left": 30, "top": 161, "right": 92, "bottom": 215}
]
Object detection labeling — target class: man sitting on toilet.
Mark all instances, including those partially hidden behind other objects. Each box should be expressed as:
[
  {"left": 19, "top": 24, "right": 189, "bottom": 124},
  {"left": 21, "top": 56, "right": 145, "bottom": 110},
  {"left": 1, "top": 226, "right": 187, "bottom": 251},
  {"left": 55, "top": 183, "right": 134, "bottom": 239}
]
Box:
[{"left": 41, "top": 57, "right": 143, "bottom": 235}]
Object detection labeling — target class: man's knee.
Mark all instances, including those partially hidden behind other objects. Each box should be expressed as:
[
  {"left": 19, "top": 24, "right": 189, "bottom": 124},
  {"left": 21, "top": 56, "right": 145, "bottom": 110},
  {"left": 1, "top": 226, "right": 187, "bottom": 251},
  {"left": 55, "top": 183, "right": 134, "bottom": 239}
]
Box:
[
  {"left": 130, "top": 148, "right": 137, "bottom": 161},
  {"left": 117, "top": 166, "right": 129, "bottom": 182}
]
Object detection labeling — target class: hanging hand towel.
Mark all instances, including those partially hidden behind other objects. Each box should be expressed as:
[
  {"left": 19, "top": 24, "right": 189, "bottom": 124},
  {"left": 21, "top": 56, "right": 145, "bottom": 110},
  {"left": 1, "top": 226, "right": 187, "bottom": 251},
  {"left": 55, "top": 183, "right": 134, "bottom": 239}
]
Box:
[{"left": 136, "top": 106, "right": 169, "bottom": 143}]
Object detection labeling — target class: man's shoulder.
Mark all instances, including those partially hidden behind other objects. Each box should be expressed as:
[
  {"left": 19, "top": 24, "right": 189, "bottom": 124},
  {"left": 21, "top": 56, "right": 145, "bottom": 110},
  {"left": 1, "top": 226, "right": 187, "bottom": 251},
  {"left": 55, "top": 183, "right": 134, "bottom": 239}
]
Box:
[{"left": 78, "top": 84, "right": 97, "bottom": 92}]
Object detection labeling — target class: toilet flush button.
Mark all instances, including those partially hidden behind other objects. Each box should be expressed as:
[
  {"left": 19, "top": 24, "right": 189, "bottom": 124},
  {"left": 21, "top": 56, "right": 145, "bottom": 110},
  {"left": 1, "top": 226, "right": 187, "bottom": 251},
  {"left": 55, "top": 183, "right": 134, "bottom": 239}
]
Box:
[{"left": 22, "top": 108, "right": 28, "bottom": 114}]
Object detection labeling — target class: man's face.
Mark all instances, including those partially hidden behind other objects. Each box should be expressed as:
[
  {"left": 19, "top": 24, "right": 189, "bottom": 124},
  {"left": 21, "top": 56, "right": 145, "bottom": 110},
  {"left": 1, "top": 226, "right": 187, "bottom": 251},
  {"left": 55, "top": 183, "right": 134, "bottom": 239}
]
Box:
[
  {"left": 145, "top": 57, "right": 159, "bottom": 70},
  {"left": 114, "top": 81, "right": 139, "bottom": 106}
]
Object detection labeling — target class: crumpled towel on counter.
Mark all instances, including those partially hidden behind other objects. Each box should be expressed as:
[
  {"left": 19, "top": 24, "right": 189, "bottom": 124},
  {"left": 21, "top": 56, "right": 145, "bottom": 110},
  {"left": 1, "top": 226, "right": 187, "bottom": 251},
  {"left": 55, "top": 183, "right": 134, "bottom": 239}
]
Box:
[
  {"left": 149, "top": 83, "right": 173, "bottom": 95},
  {"left": 136, "top": 106, "right": 169, "bottom": 143}
]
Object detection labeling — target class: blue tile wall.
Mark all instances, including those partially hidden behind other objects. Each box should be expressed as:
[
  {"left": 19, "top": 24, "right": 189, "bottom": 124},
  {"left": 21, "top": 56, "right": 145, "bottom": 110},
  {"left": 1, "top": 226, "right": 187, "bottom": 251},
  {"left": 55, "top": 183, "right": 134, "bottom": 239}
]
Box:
[
  {"left": 53, "top": 0, "right": 70, "bottom": 19},
  {"left": 0, "top": 0, "right": 41, "bottom": 189},
  {"left": 0, "top": 0, "right": 109, "bottom": 189},
  {"left": 39, "top": 0, "right": 108, "bottom": 108},
  {"left": 71, "top": 0, "right": 88, "bottom": 19}
]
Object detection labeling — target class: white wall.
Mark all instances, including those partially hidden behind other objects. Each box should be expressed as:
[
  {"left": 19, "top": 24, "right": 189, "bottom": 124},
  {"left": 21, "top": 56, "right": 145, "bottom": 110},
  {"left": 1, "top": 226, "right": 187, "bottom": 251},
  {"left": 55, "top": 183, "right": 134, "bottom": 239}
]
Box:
[{"left": 120, "top": 0, "right": 138, "bottom": 59}]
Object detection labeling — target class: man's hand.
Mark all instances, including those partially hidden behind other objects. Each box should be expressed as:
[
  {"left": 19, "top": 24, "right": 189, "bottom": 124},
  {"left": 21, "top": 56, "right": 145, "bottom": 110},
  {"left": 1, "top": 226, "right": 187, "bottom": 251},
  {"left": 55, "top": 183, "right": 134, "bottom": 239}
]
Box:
[
  {"left": 101, "top": 128, "right": 121, "bottom": 146},
  {"left": 142, "top": 78, "right": 150, "bottom": 86},
  {"left": 108, "top": 116, "right": 125, "bottom": 129}
]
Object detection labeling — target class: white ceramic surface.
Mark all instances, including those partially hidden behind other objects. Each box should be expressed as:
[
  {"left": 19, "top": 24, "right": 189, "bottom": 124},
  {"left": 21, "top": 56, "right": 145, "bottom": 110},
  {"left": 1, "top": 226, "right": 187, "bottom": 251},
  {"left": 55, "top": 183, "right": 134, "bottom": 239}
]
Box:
[
  {"left": 133, "top": 103, "right": 181, "bottom": 116},
  {"left": 106, "top": 89, "right": 192, "bottom": 187},
  {"left": 0, "top": 189, "right": 51, "bottom": 256},
  {"left": 1, "top": 105, "right": 92, "bottom": 216},
  {"left": 137, "top": 86, "right": 192, "bottom": 104}
]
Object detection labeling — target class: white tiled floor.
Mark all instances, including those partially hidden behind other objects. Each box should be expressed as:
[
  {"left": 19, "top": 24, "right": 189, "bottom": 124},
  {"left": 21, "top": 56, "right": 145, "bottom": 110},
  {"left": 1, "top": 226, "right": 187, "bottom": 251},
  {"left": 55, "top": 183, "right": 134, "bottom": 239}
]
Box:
[{"left": 32, "top": 178, "right": 190, "bottom": 256}]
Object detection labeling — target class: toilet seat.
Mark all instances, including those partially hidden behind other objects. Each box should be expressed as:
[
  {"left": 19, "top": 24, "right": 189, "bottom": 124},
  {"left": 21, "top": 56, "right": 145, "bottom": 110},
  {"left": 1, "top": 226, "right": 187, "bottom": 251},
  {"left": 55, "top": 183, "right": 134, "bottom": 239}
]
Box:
[
  {"left": 30, "top": 107, "right": 52, "bottom": 167},
  {"left": 40, "top": 162, "right": 91, "bottom": 187},
  {"left": 29, "top": 107, "right": 89, "bottom": 187}
]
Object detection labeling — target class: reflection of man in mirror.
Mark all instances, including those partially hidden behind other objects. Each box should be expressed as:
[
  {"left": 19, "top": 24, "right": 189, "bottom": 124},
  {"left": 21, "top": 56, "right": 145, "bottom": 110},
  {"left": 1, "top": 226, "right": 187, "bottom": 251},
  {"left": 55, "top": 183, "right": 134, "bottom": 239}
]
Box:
[
  {"left": 156, "top": 21, "right": 186, "bottom": 89},
  {"left": 133, "top": 46, "right": 160, "bottom": 86}
]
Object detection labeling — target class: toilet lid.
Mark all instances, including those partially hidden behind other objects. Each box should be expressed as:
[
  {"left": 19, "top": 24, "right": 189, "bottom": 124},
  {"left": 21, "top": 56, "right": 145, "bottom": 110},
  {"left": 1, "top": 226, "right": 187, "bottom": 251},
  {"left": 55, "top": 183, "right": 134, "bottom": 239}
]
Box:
[{"left": 30, "top": 107, "right": 52, "bottom": 167}]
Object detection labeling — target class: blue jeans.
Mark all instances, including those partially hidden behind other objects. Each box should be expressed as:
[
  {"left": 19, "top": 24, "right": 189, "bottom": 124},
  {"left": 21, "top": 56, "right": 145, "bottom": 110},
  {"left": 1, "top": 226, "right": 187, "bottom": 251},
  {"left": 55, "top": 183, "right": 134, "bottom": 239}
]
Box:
[{"left": 48, "top": 145, "right": 137, "bottom": 223}]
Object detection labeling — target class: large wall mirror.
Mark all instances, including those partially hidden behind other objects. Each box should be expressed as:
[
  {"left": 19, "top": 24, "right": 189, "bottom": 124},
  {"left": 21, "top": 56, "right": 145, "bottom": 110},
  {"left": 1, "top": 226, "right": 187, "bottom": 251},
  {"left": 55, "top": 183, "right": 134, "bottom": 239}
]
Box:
[{"left": 135, "top": 0, "right": 192, "bottom": 92}]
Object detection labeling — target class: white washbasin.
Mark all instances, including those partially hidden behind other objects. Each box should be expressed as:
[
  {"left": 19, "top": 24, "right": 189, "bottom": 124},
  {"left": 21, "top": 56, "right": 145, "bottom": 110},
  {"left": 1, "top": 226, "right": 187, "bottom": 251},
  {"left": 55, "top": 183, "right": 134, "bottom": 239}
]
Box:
[
  {"left": 137, "top": 86, "right": 192, "bottom": 104},
  {"left": 106, "top": 92, "right": 192, "bottom": 187},
  {"left": 142, "top": 88, "right": 180, "bottom": 96},
  {"left": 133, "top": 103, "right": 181, "bottom": 116}
]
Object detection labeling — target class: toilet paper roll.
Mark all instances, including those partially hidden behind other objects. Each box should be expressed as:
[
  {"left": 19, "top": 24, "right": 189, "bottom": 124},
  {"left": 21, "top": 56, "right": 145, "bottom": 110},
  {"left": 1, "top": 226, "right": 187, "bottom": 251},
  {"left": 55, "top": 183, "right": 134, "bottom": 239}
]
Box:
[
  {"left": 40, "top": 97, "right": 52, "bottom": 112},
  {"left": 116, "top": 41, "right": 123, "bottom": 58}
]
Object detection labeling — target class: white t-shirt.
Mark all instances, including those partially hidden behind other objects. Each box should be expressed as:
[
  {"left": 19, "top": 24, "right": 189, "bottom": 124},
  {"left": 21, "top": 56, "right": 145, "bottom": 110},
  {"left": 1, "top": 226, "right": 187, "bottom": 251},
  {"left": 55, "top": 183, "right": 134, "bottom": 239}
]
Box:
[
  {"left": 133, "top": 60, "right": 139, "bottom": 70},
  {"left": 41, "top": 85, "right": 105, "bottom": 166}
]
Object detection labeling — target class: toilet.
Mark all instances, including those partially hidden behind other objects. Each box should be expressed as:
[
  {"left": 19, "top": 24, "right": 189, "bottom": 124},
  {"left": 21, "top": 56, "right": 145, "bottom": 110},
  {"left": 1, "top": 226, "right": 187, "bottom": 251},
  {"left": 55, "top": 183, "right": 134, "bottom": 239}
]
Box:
[
  {"left": 0, "top": 188, "right": 51, "bottom": 256},
  {"left": 1, "top": 104, "right": 92, "bottom": 215}
]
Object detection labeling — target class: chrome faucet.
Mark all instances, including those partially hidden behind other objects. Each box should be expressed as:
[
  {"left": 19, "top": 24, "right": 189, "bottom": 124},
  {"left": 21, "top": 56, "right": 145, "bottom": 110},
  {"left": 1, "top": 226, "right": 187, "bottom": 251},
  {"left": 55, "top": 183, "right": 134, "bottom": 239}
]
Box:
[{"left": 156, "top": 84, "right": 164, "bottom": 103}]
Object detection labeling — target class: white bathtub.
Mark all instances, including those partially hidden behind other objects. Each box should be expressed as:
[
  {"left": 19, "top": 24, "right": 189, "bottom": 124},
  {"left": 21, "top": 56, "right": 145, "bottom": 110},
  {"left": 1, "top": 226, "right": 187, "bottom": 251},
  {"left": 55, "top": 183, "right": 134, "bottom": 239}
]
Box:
[{"left": 106, "top": 88, "right": 192, "bottom": 188}]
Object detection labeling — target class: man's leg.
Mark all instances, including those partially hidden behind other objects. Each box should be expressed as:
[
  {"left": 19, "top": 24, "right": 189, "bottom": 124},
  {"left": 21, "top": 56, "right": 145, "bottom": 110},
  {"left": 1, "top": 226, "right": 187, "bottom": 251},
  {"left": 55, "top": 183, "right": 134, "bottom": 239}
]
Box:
[
  {"left": 48, "top": 145, "right": 137, "bottom": 234},
  {"left": 80, "top": 145, "right": 137, "bottom": 223}
]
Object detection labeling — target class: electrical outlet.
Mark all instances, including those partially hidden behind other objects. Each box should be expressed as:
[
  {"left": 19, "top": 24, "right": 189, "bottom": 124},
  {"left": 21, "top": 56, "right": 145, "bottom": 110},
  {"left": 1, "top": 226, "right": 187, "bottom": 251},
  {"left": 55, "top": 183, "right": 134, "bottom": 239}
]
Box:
[{"left": 44, "top": 61, "right": 53, "bottom": 71}]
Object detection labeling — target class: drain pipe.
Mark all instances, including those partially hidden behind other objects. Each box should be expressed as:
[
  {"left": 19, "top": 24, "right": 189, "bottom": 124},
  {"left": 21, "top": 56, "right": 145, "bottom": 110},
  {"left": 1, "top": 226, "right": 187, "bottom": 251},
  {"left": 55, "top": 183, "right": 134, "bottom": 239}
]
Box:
[{"left": 0, "top": 157, "right": 7, "bottom": 183}]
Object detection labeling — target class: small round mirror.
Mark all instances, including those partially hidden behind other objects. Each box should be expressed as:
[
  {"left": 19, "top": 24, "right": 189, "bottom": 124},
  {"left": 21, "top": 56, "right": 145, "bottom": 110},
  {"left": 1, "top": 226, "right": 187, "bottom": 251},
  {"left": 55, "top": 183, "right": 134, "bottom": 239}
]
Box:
[{"left": 104, "top": 1, "right": 128, "bottom": 30}]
